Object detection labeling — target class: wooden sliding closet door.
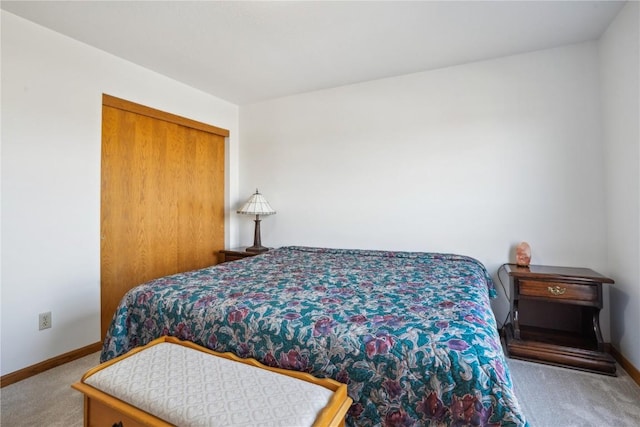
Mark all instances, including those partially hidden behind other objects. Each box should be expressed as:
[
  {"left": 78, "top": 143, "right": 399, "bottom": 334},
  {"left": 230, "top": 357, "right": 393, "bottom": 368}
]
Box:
[{"left": 100, "top": 95, "right": 227, "bottom": 339}]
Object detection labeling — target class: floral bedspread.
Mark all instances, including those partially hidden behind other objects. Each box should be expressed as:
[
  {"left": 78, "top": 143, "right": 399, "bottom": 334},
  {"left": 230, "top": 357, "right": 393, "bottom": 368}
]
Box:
[{"left": 101, "top": 246, "right": 526, "bottom": 426}]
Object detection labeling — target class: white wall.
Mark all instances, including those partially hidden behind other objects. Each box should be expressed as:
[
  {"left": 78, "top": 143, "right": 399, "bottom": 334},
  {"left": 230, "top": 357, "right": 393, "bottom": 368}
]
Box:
[
  {"left": 599, "top": 1, "right": 640, "bottom": 370},
  {"left": 0, "top": 11, "right": 240, "bottom": 376},
  {"left": 4, "top": 6, "right": 636, "bottom": 378},
  {"left": 240, "top": 42, "right": 610, "bottom": 338}
]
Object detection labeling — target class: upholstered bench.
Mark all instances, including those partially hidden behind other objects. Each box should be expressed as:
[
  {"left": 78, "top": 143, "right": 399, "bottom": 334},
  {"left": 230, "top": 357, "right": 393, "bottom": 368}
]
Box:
[{"left": 72, "top": 336, "right": 352, "bottom": 427}]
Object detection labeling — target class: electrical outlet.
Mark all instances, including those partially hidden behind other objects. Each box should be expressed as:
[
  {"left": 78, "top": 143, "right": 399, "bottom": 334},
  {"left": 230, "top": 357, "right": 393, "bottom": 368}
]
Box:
[{"left": 39, "top": 312, "right": 52, "bottom": 330}]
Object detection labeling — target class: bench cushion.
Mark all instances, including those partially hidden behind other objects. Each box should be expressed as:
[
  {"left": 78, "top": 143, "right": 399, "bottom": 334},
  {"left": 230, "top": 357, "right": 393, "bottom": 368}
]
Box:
[{"left": 83, "top": 342, "right": 336, "bottom": 426}]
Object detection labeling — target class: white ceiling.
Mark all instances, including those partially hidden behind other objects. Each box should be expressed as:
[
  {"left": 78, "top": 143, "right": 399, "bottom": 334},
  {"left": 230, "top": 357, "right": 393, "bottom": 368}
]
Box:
[{"left": 2, "top": 1, "right": 625, "bottom": 105}]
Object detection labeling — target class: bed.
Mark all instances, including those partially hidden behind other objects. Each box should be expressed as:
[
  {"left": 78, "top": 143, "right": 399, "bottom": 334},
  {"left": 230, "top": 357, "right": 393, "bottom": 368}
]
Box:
[{"left": 101, "top": 246, "right": 527, "bottom": 426}]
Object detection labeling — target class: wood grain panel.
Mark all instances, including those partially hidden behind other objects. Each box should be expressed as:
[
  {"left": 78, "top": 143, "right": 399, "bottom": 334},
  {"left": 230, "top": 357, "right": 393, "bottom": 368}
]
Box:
[
  {"left": 87, "top": 397, "right": 148, "bottom": 427},
  {"left": 103, "top": 94, "right": 229, "bottom": 137},
  {"left": 101, "top": 99, "right": 226, "bottom": 339},
  {"left": 177, "top": 126, "right": 225, "bottom": 272}
]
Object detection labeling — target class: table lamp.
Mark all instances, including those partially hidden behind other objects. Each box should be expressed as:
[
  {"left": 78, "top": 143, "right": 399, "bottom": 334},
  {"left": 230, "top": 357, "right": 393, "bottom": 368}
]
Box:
[{"left": 237, "top": 189, "right": 276, "bottom": 252}]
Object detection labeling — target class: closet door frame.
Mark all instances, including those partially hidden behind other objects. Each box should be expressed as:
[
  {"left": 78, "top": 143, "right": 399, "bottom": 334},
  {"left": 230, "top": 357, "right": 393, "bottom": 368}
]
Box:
[{"left": 100, "top": 94, "right": 228, "bottom": 339}]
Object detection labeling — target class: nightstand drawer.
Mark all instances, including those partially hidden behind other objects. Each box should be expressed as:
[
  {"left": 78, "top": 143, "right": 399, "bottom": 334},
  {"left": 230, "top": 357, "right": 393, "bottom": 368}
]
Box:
[
  {"left": 519, "top": 280, "right": 597, "bottom": 302},
  {"left": 218, "top": 248, "right": 264, "bottom": 263},
  {"left": 223, "top": 253, "right": 249, "bottom": 262}
]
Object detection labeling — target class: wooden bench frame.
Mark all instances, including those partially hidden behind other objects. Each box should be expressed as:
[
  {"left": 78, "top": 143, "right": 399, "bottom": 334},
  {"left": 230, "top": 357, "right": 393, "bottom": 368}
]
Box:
[{"left": 72, "top": 336, "right": 352, "bottom": 427}]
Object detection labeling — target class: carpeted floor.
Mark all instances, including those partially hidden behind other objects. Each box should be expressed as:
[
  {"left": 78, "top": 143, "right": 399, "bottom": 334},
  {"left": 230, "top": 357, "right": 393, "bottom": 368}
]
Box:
[
  {"left": 508, "top": 358, "right": 640, "bottom": 427},
  {"left": 1, "top": 352, "right": 640, "bottom": 426},
  {"left": 0, "top": 351, "right": 100, "bottom": 427}
]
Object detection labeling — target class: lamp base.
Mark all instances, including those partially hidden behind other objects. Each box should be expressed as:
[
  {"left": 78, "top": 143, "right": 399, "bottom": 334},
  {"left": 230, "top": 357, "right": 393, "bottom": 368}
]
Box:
[
  {"left": 245, "top": 245, "right": 269, "bottom": 253},
  {"left": 246, "top": 217, "right": 269, "bottom": 253}
]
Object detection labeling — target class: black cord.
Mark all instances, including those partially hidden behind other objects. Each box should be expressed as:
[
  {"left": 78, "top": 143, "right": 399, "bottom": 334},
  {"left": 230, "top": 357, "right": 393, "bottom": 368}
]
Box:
[{"left": 495, "top": 263, "right": 513, "bottom": 331}]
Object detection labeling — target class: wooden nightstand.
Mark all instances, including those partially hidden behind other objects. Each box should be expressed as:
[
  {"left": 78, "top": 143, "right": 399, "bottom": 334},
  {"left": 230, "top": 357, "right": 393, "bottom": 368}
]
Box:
[
  {"left": 218, "top": 247, "right": 265, "bottom": 263},
  {"left": 503, "top": 264, "right": 616, "bottom": 375}
]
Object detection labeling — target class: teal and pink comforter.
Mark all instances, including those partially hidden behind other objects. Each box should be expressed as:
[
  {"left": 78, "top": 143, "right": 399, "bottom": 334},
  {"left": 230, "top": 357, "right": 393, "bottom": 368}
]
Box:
[{"left": 101, "top": 246, "right": 526, "bottom": 426}]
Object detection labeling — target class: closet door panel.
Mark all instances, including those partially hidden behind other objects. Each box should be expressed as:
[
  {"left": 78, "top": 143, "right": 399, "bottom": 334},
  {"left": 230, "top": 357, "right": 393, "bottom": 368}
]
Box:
[
  {"left": 101, "top": 97, "right": 226, "bottom": 339},
  {"left": 176, "top": 126, "right": 225, "bottom": 273}
]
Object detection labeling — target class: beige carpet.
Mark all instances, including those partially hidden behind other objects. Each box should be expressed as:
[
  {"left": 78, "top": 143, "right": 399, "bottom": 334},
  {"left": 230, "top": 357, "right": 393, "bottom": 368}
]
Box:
[
  {"left": 1, "top": 351, "right": 640, "bottom": 426},
  {"left": 508, "top": 358, "right": 640, "bottom": 427},
  {"left": 0, "top": 351, "right": 100, "bottom": 427}
]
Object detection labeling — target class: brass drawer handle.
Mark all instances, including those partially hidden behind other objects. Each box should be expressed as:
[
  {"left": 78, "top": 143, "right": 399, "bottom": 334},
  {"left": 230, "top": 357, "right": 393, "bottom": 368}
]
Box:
[{"left": 548, "top": 285, "right": 567, "bottom": 296}]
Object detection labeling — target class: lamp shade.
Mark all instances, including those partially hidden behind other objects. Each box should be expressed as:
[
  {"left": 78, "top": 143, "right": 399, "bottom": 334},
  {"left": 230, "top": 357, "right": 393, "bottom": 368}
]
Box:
[{"left": 237, "top": 190, "right": 276, "bottom": 216}]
